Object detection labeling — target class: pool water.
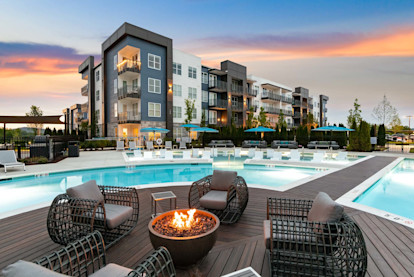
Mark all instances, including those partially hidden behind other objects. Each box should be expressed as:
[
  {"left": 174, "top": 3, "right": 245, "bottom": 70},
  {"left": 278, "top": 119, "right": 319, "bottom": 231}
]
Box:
[
  {"left": 0, "top": 160, "right": 322, "bottom": 214},
  {"left": 354, "top": 159, "right": 414, "bottom": 220}
]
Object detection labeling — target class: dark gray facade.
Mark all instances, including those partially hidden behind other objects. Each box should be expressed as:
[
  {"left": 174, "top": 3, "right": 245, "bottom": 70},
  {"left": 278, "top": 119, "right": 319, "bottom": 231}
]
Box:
[
  {"left": 201, "top": 66, "right": 209, "bottom": 124},
  {"left": 319, "top": 94, "right": 329, "bottom": 126},
  {"left": 293, "top": 87, "right": 310, "bottom": 127},
  {"left": 78, "top": 56, "right": 95, "bottom": 134}
]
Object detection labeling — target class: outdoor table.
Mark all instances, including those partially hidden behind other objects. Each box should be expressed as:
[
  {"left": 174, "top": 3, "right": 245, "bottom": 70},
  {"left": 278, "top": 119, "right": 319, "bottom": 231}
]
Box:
[
  {"left": 221, "top": 267, "right": 261, "bottom": 277},
  {"left": 151, "top": 191, "right": 177, "bottom": 218}
]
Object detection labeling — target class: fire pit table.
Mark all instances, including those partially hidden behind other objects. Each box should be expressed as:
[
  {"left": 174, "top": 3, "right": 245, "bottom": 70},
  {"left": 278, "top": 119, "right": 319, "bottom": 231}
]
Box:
[{"left": 148, "top": 209, "right": 220, "bottom": 267}]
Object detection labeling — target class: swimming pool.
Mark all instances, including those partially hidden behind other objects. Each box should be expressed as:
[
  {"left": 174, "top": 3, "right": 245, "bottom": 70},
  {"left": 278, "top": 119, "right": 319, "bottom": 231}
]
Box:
[
  {"left": 0, "top": 161, "right": 324, "bottom": 215},
  {"left": 353, "top": 158, "right": 414, "bottom": 221}
]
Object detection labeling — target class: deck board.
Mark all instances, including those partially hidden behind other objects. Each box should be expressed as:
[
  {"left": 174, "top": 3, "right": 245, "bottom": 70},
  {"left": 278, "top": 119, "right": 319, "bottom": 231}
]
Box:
[{"left": 1, "top": 156, "right": 414, "bottom": 276}]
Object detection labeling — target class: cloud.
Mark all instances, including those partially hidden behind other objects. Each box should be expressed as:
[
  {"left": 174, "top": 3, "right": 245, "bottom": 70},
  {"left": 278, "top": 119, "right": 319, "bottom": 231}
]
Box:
[
  {"left": 185, "top": 25, "right": 414, "bottom": 65},
  {"left": 0, "top": 42, "right": 94, "bottom": 77}
]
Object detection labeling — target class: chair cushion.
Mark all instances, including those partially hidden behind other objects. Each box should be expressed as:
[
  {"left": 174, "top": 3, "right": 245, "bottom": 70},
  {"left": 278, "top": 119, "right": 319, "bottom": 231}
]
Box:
[
  {"left": 98, "top": 204, "right": 133, "bottom": 229},
  {"left": 199, "top": 190, "right": 228, "bottom": 210},
  {"left": 210, "top": 170, "right": 237, "bottom": 191},
  {"left": 2, "top": 260, "right": 67, "bottom": 277},
  {"left": 307, "top": 192, "right": 343, "bottom": 223},
  {"left": 67, "top": 180, "right": 104, "bottom": 203},
  {"left": 89, "top": 263, "right": 132, "bottom": 277}
]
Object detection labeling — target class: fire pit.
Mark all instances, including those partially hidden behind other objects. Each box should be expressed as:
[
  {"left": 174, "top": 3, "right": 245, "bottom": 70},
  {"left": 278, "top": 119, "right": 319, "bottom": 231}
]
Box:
[{"left": 148, "top": 209, "right": 220, "bottom": 267}]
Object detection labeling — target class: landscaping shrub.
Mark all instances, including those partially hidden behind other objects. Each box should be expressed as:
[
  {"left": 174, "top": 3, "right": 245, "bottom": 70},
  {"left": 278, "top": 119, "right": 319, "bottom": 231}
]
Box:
[
  {"left": 377, "top": 124, "right": 386, "bottom": 146},
  {"left": 296, "top": 125, "right": 309, "bottom": 146},
  {"left": 80, "top": 140, "right": 116, "bottom": 150},
  {"left": 21, "top": 156, "right": 48, "bottom": 164}
]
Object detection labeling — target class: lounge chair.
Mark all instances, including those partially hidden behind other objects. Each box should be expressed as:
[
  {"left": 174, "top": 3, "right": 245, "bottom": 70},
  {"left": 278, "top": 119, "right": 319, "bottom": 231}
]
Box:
[
  {"left": 266, "top": 149, "right": 274, "bottom": 159},
  {"left": 248, "top": 148, "right": 255, "bottom": 158},
  {"left": 128, "top": 141, "right": 137, "bottom": 150},
  {"left": 212, "top": 148, "right": 218, "bottom": 157},
  {"left": 0, "top": 150, "right": 25, "bottom": 173},
  {"left": 165, "top": 150, "right": 173, "bottom": 159},
  {"left": 144, "top": 151, "right": 153, "bottom": 159},
  {"left": 189, "top": 170, "right": 248, "bottom": 224},
  {"left": 133, "top": 150, "right": 142, "bottom": 158},
  {"left": 202, "top": 150, "right": 211, "bottom": 159},
  {"left": 159, "top": 149, "right": 166, "bottom": 158},
  {"left": 335, "top": 151, "right": 348, "bottom": 160},
  {"left": 290, "top": 151, "right": 301, "bottom": 161},
  {"left": 192, "top": 148, "right": 199, "bottom": 158},
  {"left": 271, "top": 152, "right": 282, "bottom": 161},
  {"left": 179, "top": 141, "right": 187, "bottom": 150},
  {"left": 116, "top": 141, "right": 124, "bottom": 151},
  {"left": 47, "top": 180, "right": 139, "bottom": 248},
  {"left": 2, "top": 231, "right": 176, "bottom": 277},
  {"left": 264, "top": 192, "right": 367, "bottom": 276},
  {"left": 312, "top": 152, "right": 325, "bottom": 163},
  {"left": 182, "top": 150, "right": 191, "bottom": 159},
  {"left": 165, "top": 141, "right": 172, "bottom": 150},
  {"left": 234, "top": 148, "right": 241, "bottom": 158},
  {"left": 146, "top": 141, "right": 154, "bottom": 151},
  {"left": 253, "top": 151, "right": 263, "bottom": 160}
]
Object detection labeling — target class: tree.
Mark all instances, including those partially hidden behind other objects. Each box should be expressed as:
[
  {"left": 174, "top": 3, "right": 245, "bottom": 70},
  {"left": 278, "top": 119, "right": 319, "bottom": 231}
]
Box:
[
  {"left": 277, "top": 111, "right": 286, "bottom": 128},
  {"left": 246, "top": 107, "right": 255, "bottom": 128},
  {"left": 296, "top": 125, "right": 309, "bottom": 146},
  {"left": 348, "top": 119, "right": 358, "bottom": 150},
  {"left": 377, "top": 124, "right": 386, "bottom": 146},
  {"left": 25, "top": 105, "right": 43, "bottom": 135},
  {"left": 257, "top": 107, "right": 268, "bottom": 127},
  {"left": 347, "top": 99, "right": 362, "bottom": 127},
  {"left": 280, "top": 125, "right": 287, "bottom": 140},
  {"left": 390, "top": 114, "right": 402, "bottom": 133},
  {"left": 200, "top": 110, "right": 206, "bottom": 127},
  {"left": 372, "top": 95, "right": 398, "bottom": 126},
  {"left": 184, "top": 99, "right": 195, "bottom": 135},
  {"left": 306, "top": 112, "right": 317, "bottom": 131},
  {"left": 359, "top": 121, "right": 372, "bottom": 151}
]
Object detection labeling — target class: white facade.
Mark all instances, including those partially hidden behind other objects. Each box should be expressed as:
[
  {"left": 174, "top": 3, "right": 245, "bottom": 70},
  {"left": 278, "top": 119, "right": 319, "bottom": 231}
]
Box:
[
  {"left": 247, "top": 75, "right": 293, "bottom": 127},
  {"left": 94, "top": 64, "right": 103, "bottom": 131},
  {"left": 312, "top": 96, "right": 320, "bottom": 124},
  {"left": 172, "top": 49, "right": 202, "bottom": 138}
]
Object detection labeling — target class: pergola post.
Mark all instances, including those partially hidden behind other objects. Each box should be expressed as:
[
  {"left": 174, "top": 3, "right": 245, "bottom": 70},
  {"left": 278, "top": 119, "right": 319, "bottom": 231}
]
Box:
[{"left": 3, "top": 123, "right": 5, "bottom": 144}]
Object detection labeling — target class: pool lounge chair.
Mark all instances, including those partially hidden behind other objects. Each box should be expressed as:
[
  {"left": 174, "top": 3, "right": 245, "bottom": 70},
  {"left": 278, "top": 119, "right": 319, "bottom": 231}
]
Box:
[
  {"left": 182, "top": 150, "right": 191, "bottom": 159},
  {"left": 179, "top": 141, "right": 187, "bottom": 150},
  {"left": 290, "top": 151, "right": 301, "bottom": 161},
  {"left": 189, "top": 170, "right": 248, "bottom": 224},
  {"left": 2, "top": 231, "right": 176, "bottom": 277},
  {"left": 202, "top": 150, "right": 211, "bottom": 159},
  {"left": 47, "top": 180, "right": 139, "bottom": 248},
  {"left": 248, "top": 148, "right": 255, "bottom": 158},
  {"left": 253, "top": 151, "right": 263, "bottom": 160},
  {"left": 165, "top": 150, "right": 173, "bottom": 159},
  {"left": 212, "top": 148, "right": 218, "bottom": 157},
  {"left": 312, "top": 152, "right": 325, "bottom": 163},
  {"left": 264, "top": 193, "right": 367, "bottom": 276},
  {"left": 271, "top": 152, "right": 282, "bottom": 161},
  {"left": 0, "top": 150, "right": 25, "bottom": 173},
  {"left": 116, "top": 141, "right": 124, "bottom": 151},
  {"left": 128, "top": 141, "right": 137, "bottom": 150},
  {"left": 335, "top": 151, "right": 348, "bottom": 160},
  {"left": 144, "top": 151, "right": 153, "bottom": 159},
  {"left": 234, "top": 148, "right": 241, "bottom": 158},
  {"left": 133, "top": 150, "right": 142, "bottom": 158},
  {"left": 159, "top": 149, "right": 166, "bottom": 158},
  {"left": 192, "top": 148, "right": 199, "bottom": 158},
  {"left": 266, "top": 149, "right": 274, "bottom": 159},
  {"left": 146, "top": 141, "right": 154, "bottom": 151},
  {"left": 165, "top": 141, "right": 172, "bottom": 150}
]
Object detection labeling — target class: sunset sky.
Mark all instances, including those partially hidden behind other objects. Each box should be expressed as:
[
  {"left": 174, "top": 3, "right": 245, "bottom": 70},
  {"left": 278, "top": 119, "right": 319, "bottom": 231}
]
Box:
[{"left": 1, "top": 0, "right": 414, "bottom": 126}]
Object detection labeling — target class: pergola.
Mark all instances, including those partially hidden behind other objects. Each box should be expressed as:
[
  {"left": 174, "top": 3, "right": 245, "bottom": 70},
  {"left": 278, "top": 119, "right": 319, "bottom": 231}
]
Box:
[{"left": 0, "top": 115, "right": 64, "bottom": 143}]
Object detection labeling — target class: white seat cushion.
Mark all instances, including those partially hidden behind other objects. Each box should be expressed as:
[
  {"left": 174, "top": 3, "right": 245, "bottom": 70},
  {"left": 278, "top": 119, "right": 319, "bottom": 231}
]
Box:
[
  {"left": 2, "top": 260, "right": 67, "bottom": 277},
  {"left": 199, "top": 190, "right": 228, "bottom": 210},
  {"left": 92, "top": 204, "right": 133, "bottom": 229},
  {"left": 90, "top": 263, "right": 131, "bottom": 277}
]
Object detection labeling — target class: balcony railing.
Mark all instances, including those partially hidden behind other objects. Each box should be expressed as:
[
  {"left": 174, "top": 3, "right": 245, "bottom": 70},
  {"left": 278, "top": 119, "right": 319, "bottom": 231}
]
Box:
[
  {"left": 231, "top": 85, "right": 244, "bottom": 95},
  {"left": 281, "top": 96, "right": 292, "bottom": 103},
  {"left": 231, "top": 103, "right": 243, "bottom": 111},
  {"left": 264, "top": 107, "right": 280, "bottom": 115},
  {"left": 247, "top": 105, "right": 258, "bottom": 112},
  {"left": 309, "top": 103, "right": 314, "bottom": 109},
  {"left": 293, "top": 112, "right": 301, "bottom": 118},
  {"left": 81, "top": 84, "right": 88, "bottom": 96},
  {"left": 262, "top": 91, "right": 281, "bottom": 101},
  {"left": 232, "top": 118, "right": 243, "bottom": 126},
  {"left": 118, "top": 112, "right": 141, "bottom": 123},
  {"left": 209, "top": 80, "right": 227, "bottom": 91},
  {"left": 118, "top": 86, "right": 141, "bottom": 100},
  {"left": 117, "top": 59, "right": 141, "bottom": 75},
  {"left": 293, "top": 100, "right": 301, "bottom": 106},
  {"left": 209, "top": 98, "right": 227, "bottom": 109},
  {"left": 247, "top": 88, "right": 258, "bottom": 97},
  {"left": 281, "top": 110, "right": 293, "bottom": 116}
]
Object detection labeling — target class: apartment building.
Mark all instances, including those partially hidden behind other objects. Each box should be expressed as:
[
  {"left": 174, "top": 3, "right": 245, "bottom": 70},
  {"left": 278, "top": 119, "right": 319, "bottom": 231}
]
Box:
[
  {"left": 312, "top": 94, "right": 329, "bottom": 126},
  {"left": 65, "top": 22, "right": 329, "bottom": 138},
  {"left": 247, "top": 75, "right": 293, "bottom": 128}
]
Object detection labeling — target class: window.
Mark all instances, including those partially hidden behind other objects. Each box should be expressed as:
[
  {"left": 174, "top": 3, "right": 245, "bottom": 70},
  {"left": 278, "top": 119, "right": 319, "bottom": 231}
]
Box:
[
  {"left": 148, "top": 102, "right": 161, "bottom": 117},
  {"left": 95, "top": 70, "right": 100, "bottom": 81},
  {"left": 209, "top": 74, "right": 217, "bottom": 86},
  {"left": 132, "top": 103, "right": 139, "bottom": 116},
  {"left": 113, "top": 79, "right": 117, "bottom": 94},
  {"left": 148, "top": 53, "right": 161, "bottom": 70},
  {"left": 173, "top": 63, "right": 182, "bottom": 75},
  {"left": 188, "top": 87, "right": 197, "bottom": 99},
  {"left": 173, "top": 106, "right": 182, "bottom": 118},
  {"left": 113, "top": 55, "right": 117, "bottom": 70},
  {"left": 96, "top": 109, "right": 100, "bottom": 121},
  {"left": 132, "top": 79, "right": 138, "bottom": 89},
  {"left": 174, "top": 127, "right": 184, "bottom": 139},
  {"left": 96, "top": 90, "right": 100, "bottom": 101},
  {"left": 202, "top": 109, "right": 208, "bottom": 121},
  {"left": 114, "top": 103, "right": 118, "bottom": 117},
  {"left": 209, "top": 92, "right": 217, "bottom": 106},
  {"left": 202, "top": 90, "right": 208, "bottom": 102},
  {"left": 173, "top": 84, "right": 182, "bottom": 97},
  {"left": 192, "top": 108, "right": 197, "bottom": 119},
  {"left": 188, "top": 66, "right": 197, "bottom": 79},
  {"left": 209, "top": 110, "right": 217, "bottom": 124},
  {"left": 148, "top": 78, "right": 161, "bottom": 94},
  {"left": 202, "top": 72, "right": 208, "bottom": 84}
]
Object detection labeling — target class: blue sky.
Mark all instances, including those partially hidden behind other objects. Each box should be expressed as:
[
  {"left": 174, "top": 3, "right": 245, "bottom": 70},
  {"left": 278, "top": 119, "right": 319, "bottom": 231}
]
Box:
[{"left": 1, "top": 0, "right": 414, "bottom": 125}]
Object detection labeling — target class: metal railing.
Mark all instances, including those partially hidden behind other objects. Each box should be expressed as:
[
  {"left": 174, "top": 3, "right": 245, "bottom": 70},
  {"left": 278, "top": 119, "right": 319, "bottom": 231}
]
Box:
[
  {"left": 118, "top": 112, "right": 141, "bottom": 123},
  {"left": 209, "top": 80, "right": 227, "bottom": 91},
  {"left": 293, "top": 112, "right": 301, "bottom": 118},
  {"left": 231, "top": 103, "right": 243, "bottom": 111},
  {"left": 81, "top": 85, "right": 88, "bottom": 96},
  {"left": 264, "top": 107, "right": 280, "bottom": 114},
  {"left": 209, "top": 98, "right": 227, "bottom": 109},
  {"left": 231, "top": 85, "right": 244, "bottom": 95},
  {"left": 281, "top": 96, "right": 292, "bottom": 103},
  {"left": 117, "top": 59, "right": 141, "bottom": 75},
  {"left": 262, "top": 91, "right": 281, "bottom": 101},
  {"left": 247, "top": 89, "right": 258, "bottom": 97},
  {"left": 118, "top": 86, "right": 141, "bottom": 100},
  {"left": 247, "top": 105, "right": 258, "bottom": 112}
]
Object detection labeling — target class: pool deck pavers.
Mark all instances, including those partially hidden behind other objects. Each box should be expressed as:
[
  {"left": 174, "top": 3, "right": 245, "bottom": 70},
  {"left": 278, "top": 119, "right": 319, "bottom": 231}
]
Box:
[{"left": 0, "top": 151, "right": 413, "bottom": 276}]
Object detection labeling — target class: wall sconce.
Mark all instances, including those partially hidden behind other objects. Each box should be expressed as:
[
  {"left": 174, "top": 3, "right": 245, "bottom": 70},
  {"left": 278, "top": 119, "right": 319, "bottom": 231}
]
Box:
[{"left": 168, "top": 83, "right": 173, "bottom": 94}]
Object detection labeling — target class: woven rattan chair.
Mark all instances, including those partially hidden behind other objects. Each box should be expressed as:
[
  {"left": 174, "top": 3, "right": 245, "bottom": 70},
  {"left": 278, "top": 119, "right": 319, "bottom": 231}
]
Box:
[
  {"left": 47, "top": 180, "right": 139, "bottom": 248},
  {"left": 2, "top": 231, "right": 176, "bottom": 277},
  {"left": 188, "top": 170, "right": 248, "bottom": 224},
  {"left": 264, "top": 194, "right": 367, "bottom": 276}
]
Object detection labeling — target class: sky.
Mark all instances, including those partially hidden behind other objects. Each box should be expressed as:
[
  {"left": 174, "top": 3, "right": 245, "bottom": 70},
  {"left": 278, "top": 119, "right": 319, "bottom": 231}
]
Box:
[{"left": 1, "top": 0, "right": 414, "bottom": 127}]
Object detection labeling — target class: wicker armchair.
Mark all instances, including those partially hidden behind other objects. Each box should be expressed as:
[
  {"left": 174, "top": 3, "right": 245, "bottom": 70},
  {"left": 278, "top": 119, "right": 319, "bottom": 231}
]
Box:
[
  {"left": 265, "top": 196, "right": 367, "bottom": 276},
  {"left": 31, "top": 231, "right": 175, "bottom": 276},
  {"left": 189, "top": 170, "right": 248, "bottom": 224},
  {"left": 47, "top": 180, "right": 139, "bottom": 248}
]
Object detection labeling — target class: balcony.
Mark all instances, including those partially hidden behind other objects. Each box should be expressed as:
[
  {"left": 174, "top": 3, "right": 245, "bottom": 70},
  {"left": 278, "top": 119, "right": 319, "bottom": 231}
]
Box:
[
  {"left": 264, "top": 107, "right": 280, "bottom": 115},
  {"left": 247, "top": 88, "right": 258, "bottom": 97},
  {"left": 81, "top": 84, "right": 88, "bottom": 96},
  {"left": 118, "top": 112, "right": 141, "bottom": 124},
  {"left": 309, "top": 103, "right": 314, "bottom": 109},
  {"left": 209, "top": 99, "right": 227, "bottom": 110},
  {"left": 262, "top": 91, "right": 281, "bottom": 102},
  {"left": 118, "top": 86, "right": 141, "bottom": 100},
  {"left": 281, "top": 96, "right": 292, "bottom": 104},
  {"left": 231, "top": 85, "right": 244, "bottom": 95},
  {"left": 117, "top": 59, "right": 141, "bottom": 76},
  {"left": 293, "top": 100, "right": 301, "bottom": 106},
  {"left": 282, "top": 110, "right": 293, "bottom": 116},
  {"left": 232, "top": 118, "right": 243, "bottom": 126},
  {"left": 247, "top": 105, "right": 258, "bottom": 112},
  {"left": 231, "top": 103, "right": 243, "bottom": 111},
  {"left": 209, "top": 80, "right": 227, "bottom": 92},
  {"left": 293, "top": 112, "right": 301, "bottom": 118}
]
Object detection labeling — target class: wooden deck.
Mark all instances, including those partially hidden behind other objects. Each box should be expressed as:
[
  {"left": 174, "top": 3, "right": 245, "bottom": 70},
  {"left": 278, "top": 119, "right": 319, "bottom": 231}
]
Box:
[{"left": 1, "top": 156, "right": 414, "bottom": 276}]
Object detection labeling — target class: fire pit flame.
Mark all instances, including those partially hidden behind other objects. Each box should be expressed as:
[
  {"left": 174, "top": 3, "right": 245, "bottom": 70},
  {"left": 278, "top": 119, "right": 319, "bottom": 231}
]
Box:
[{"left": 171, "top": 208, "right": 199, "bottom": 229}]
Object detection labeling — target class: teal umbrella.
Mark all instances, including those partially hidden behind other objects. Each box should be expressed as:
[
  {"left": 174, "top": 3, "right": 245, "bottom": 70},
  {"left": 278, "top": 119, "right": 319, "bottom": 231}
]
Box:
[
  {"left": 311, "top": 126, "right": 354, "bottom": 144},
  {"left": 140, "top": 127, "right": 170, "bottom": 141},
  {"left": 192, "top": 127, "right": 219, "bottom": 133},
  {"left": 180, "top": 124, "right": 199, "bottom": 128},
  {"left": 245, "top": 126, "right": 275, "bottom": 139}
]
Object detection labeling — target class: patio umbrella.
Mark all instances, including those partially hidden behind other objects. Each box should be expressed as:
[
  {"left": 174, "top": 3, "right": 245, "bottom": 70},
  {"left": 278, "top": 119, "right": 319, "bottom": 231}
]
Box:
[
  {"left": 245, "top": 126, "right": 275, "bottom": 139},
  {"left": 140, "top": 127, "right": 170, "bottom": 141},
  {"left": 311, "top": 126, "right": 354, "bottom": 144},
  {"left": 180, "top": 124, "right": 199, "bottom": 141},
  {"left": 191, "top": 127, "right": 219, "bottom": 133}
]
